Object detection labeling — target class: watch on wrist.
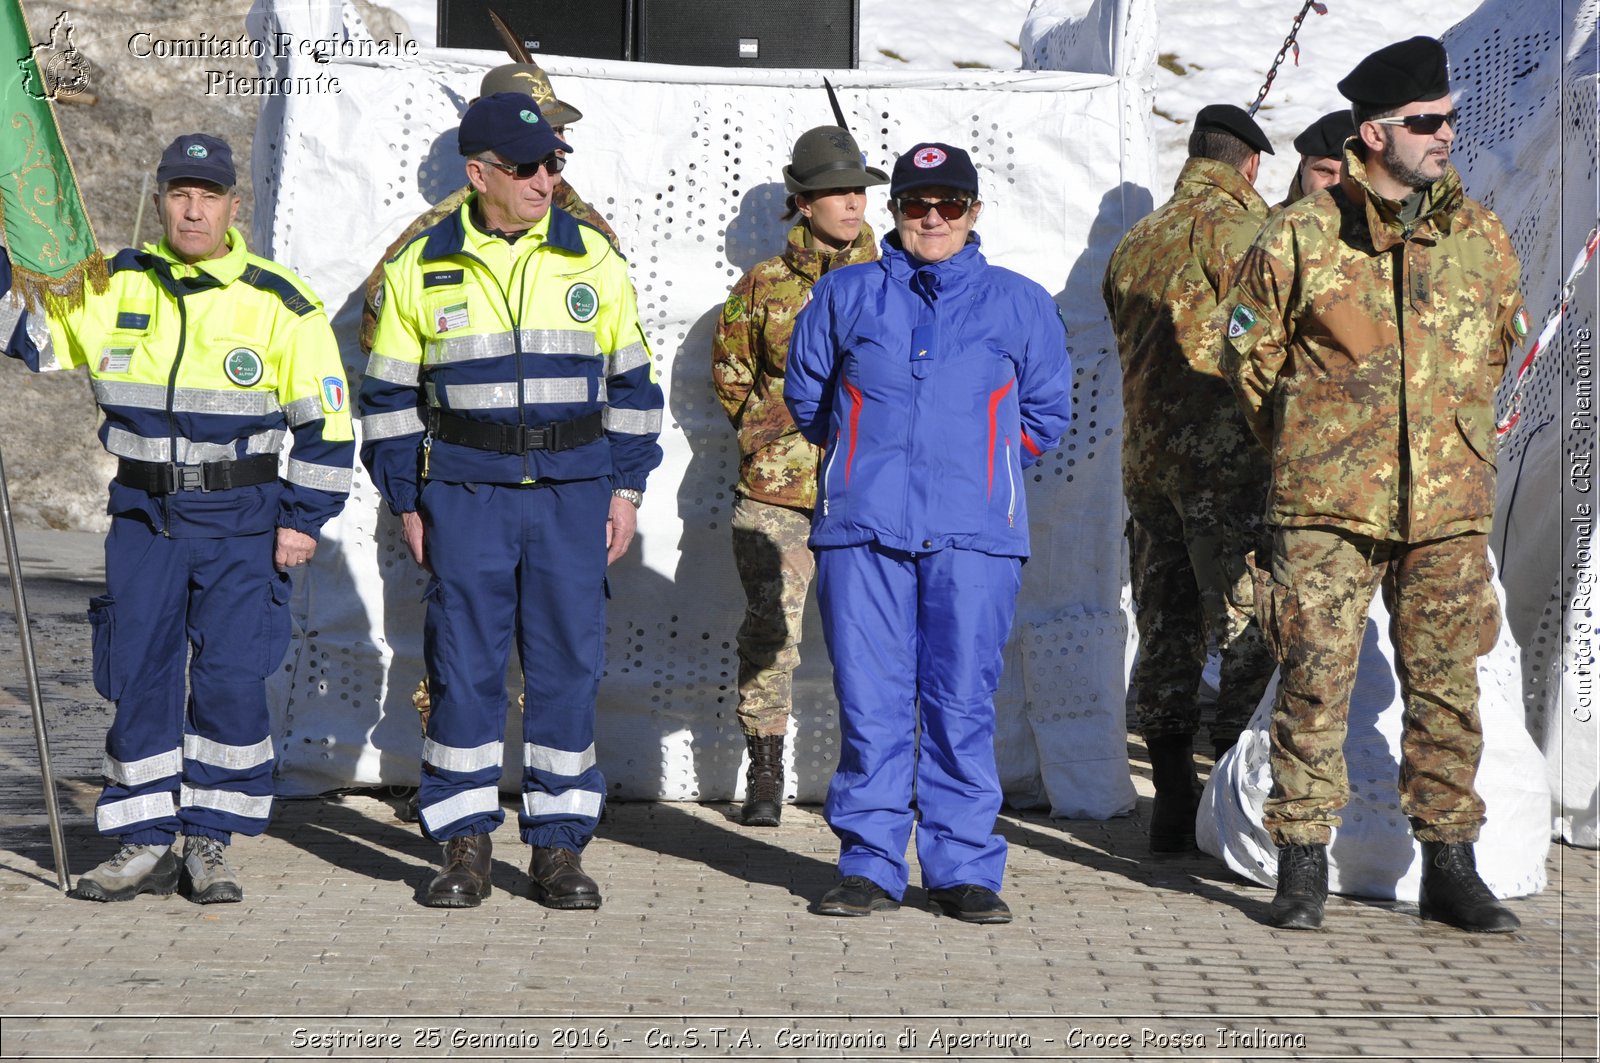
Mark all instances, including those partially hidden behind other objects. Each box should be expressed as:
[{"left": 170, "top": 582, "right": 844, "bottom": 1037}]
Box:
[{"left": 612, "top": 488, "right": 643, "bottom": 507}]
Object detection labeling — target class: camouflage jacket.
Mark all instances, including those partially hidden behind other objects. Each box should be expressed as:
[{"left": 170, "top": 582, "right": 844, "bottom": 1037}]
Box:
[
  {"left": 359, "top": 180, "right": 619, "bottom": 354},
  {"left": 1220, "top": 151, "right": 1526, "bottom": 542},
  {"left": 712, "top": 220, "right": 878, "bottom": 508},
  {"left": 1102, "top": 157, "right": 1272, "bottom": 491}
]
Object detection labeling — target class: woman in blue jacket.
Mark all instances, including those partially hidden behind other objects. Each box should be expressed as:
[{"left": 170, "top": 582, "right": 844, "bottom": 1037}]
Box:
[{"left": 786, "top": 143, "right": 1073, "bottom": 923}]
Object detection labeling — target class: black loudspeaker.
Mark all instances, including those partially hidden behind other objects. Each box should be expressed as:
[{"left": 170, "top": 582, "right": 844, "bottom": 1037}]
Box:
[
  {"left": 437, "top": 0, "right": 634, "bottom": 61},
  {"left": 635, "top": 0, "right": 858, "bottom": 68}
]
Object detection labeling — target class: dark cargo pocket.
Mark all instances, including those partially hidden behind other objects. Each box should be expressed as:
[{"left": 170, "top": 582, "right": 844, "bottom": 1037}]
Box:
[
  {"left": 87, "top": 594, "right": 121, "bottom": 700},
  {"left": 257, "top": 572, "right": 294, "bottom": 679},
  {"left": 1251, "top": 564, "right": 1297, "bottom": 665}
]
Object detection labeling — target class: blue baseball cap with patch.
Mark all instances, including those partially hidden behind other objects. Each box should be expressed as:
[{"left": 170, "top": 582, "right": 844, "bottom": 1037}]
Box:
[
  {"left": 458, "top": 91, "right": 573, "bottom": 164},
  {"left": 890, "top": 142, "right": 979, "bottom": 198},
  {"left": 156, "top": 133, "right": 235, "bottom": 187}
]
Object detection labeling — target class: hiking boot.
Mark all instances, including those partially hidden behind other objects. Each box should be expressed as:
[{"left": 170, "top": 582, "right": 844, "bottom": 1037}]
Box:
[
  {"left": 70, "top": 842, "right": 180, "bottom": 902},
  {"left": 1266, "top": 843, "right": 1328, "bottom": 930},
  {"left": 814, "top": 875, "right": 899, "bottom": 917},
  {"left": 1419, "top": 841, "right": 1520, "bottom": 933},
  {"left": 529, "top": 847, "right": 602, "bottom": 910},
  {"left": 425, "top": 833, "right": 493, "bottom": 908},
  {"left": 182, "top": 835, "right": 243, "bottom": 904},
  {"left": 740, "top": 734, "right": 785, "bottom": 827}
]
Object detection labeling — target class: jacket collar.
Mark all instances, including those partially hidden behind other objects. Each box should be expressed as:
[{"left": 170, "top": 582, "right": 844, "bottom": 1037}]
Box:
[
  {"left": 781, "top": 220, "right": 877, "bottom": 283},
  {"left": 1338, "top": 146, "right": 1465, "bottom": 252},
  {"left": 420, "top": 196, "right": 588, "bottom": 262},
  {"left": 880, "top": 230, "right": 985, "bottom": 292},
  {"left": 1172, "top": 157, "right": 1268, "bottom": 216},
  {"left": 150, "top": 226, "right": 249, "bottom": 285}
]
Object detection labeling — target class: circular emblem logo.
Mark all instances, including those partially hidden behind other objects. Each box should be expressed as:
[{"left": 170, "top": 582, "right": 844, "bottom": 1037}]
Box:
[
  {"left": 224, "top": 347, "right": 264, "bottom": 387},
  {"left": 372, "top": 283, "right": 385, "bottom": 312},
  {"left": 913, "top": 147, "right": 947, "bottom": 169},
  {"left": 566, "top": 283, "right": 598, "bottom": 323},
  {"left": 519, "top": 108, "right": 540, "bottom": 124},
  {"left": 187, "top": 143, "right": 208, "bottom": 159}
]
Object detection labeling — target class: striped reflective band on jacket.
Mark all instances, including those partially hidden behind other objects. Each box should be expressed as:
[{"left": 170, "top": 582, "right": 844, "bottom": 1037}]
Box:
[
  {"left": 425, "top": 327, "right": 598, "bottom": 365},
  {"left": 105, "top": 425, "right": 286, "bottom": 464},
  {"left": 93, "top": 379, "right": 283, "bottom": 416},
  {"left": 286, "top": 459, "right": 353, "bottom": 492},
  {"left": 365, "top": 353, "right": 419, "bottom": 386},
  {"left": 607, "top": 342, "right": 650, "bottom": 378},
  {"left": 602, "top": 407, "right": 662, "bottom": 435},
  {"left": 432, "top": 378, "right": 593, "bottom": 409},
  {"left": 360, "top": 407, "right": 425, "bottom": 440}
]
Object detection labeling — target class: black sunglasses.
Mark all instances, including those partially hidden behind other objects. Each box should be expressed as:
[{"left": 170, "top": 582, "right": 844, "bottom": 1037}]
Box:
[
  {"left": 1372, "top": 110, "right": 1459, "bottom": 135},
  {"left": 895, "top": 197, "right": 972, "bottom": 221},
  {"left": 482, "top": 154, "right": 566, "bottom": 179}
]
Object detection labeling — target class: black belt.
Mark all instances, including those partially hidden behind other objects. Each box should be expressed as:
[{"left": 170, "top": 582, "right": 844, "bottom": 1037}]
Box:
[
  {"left": 116, "top": 454, "right": 279, "bottom": 495},
  {"left": 427, "top": 409, "right": 605, "bottom": 455}
]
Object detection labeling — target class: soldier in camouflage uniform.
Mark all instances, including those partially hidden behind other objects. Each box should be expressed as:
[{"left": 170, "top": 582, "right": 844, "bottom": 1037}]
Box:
[
  {"left": 1221, "top": 37, "right": 1528, "bottom": 933},
  {"left": 1102, "top": 104, "right": 1277, "bottom": 853},
  {"left": 712, "top": 126, "right": 886, "bottom": 826},
  {"left": 358, "top": 62, "right": 620, "bottom": 356},
  {"left": 1277, "top": 110, "right": 1355, "bottom": 209}
]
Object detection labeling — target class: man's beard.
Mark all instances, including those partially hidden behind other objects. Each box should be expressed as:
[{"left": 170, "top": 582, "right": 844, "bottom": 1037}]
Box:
[{"left": 1380, "top": 130, "right": 1443, "bottom": 191}]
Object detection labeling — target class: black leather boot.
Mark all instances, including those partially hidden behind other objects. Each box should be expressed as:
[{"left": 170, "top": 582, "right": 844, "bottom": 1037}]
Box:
[
  {"left": 425, "top": 833, "right": 493, "bottom": 908},
  {"left": 740, "top": 734, "right": 785, "bottom": 827},
  {"left": 1266, "top": 843, "right": 1328, "bottom": 929},
  {"left": 1419, "top": 841, "right": 1520, "bottom": 933},
  {"left": 1146, "top": 734, "right": 1201, "bottom": 853}
]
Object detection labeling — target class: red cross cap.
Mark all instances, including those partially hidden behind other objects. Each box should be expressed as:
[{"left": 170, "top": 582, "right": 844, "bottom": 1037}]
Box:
[{"left": 914, "top": 147, "right": 948, "bottom": 169}]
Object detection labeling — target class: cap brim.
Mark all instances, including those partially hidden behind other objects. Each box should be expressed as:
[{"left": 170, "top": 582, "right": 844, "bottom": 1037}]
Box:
[
  {"left": 784, "top": 164, "right": 891, "bottom": 194},
  {"left": 544, "top": 101, "right": 582, "bottom": 126}
]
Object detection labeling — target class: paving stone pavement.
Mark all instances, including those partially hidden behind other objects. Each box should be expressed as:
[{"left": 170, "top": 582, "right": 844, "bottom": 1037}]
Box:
[{"left": 0, "top": 538, "right": 1595, "bottom": 1061}]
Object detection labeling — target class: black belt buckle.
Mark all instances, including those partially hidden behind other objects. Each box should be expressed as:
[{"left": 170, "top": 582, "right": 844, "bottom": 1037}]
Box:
[
  {"left": 177, "top": 465, "right": 208, "bottom": 492},
  {"left": 521, "top": 424, "right": 551, "bottom": 452}
]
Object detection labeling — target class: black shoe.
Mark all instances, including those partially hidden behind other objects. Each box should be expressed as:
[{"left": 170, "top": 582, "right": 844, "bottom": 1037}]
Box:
[
  {"left": 740, "top": 734, "right": 785, "bottom": 827},
  {"left": 928, "top": 884, "right": 1013, "bottom": 924},
  {"left": 814, "top": 875, "right": 899, "bottom": 917},
  {"left": 1266, "top": 843, "right": 1327, "bottom": 930},
  {"left": 1419, "top": 841, "right": 1520, "bottom": 933},
  {"left": 1146, "top": 734, "right": 1201, "bottom": 853},
  {"left": 425, "top": 834, "right": 493, "bottom": 908},
  {"left": 529, "top": 847, "right": 602, "bottom": 910}
]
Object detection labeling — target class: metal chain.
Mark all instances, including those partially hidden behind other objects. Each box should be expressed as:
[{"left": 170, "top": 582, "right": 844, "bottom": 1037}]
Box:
[
  {"left": 1498, "top": 224, "right": 1600, "bottom": 438},
  {"left": 1247, "top": 1, "right": 1329, "bottom": 116}
]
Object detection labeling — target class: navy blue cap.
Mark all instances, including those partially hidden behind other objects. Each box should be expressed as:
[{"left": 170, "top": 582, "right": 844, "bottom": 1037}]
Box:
[
  {"left": 156, "top": 134, "right": 235, "bottom": 187},
  {"left": 890, "top": 143, "right": 979, "bottom": 198},
  {"left": 459, "top": 91, "right": 573, "bottom": 164}
]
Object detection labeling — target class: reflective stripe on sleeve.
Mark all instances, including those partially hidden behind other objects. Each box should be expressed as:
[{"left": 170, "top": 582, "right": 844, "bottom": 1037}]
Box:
[
  {"left": 359, "top": 407, "right": 425, "bottom": 440},
  {"left": 522, "top": 789, "right": 603, "bottom": 820},
  {"left": 184, "top": 734, "right": 274, "bottom": 771},
  {"left": 607, "top": 342, "right": 650, "bottom": 378},
  {"left": 102, "top": 748, "right": 183, "bottom": 787},
  {"left": 244, "top": 429, "right": 287, "bottom": 455},
  {"left": 0, "top": 290, "right": 22, "bottom": 347},
  {"left": 602, "top": 407, "right": 663, "bottom": 435},
  {"left": 24, "top": 311, "right": 57, "bottom": 370},
  {"left": 419, "top": 786, "right": 500, "bottom": 835},
  {"left": 286, "top": 459, "right": 353, "bottom": 493},
  {"left": 283, "top": 395, "right": 322, "bottom": 426},
  {"left": 179, "top": 785, "right": 273, "bottom": 821},
  {"left": 522, "top": 742, "right": 597, "bottom": 778},
  {"left": 422, "top": 738, "right": 503, "bottom": 775},
  {"left": 365, "top": 353, "right": 420, "bottom": 386},
  {"left": 96, "top": 791, "right": 177, "bottom": 833}
]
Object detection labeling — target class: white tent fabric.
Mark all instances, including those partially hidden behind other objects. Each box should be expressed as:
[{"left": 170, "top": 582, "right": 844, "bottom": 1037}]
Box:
[{"left": 246, "top": 0, "right": 1153, "bottom": 817}]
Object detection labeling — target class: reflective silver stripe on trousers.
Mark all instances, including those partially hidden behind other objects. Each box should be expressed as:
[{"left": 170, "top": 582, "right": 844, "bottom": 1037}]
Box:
[
  {"left": 365, "top": 352, "right": 420, "bottom": 385},
  {"left": 183, "top": 734, "right": 274, "bottom": 771},
  {"left": 282, "top": 395, "right": 322, "bottom": 427},
  {"left": 286, "top": 459, "right": 353, "bottom": 493},
  {"left": 602, "top": 406, "right": 663, "bottom": 435},
  {"left": 105, "top": 427, "right": 243, "bottom": 464},
  {"left": 426, "top": 328, "right": 599, "bottom": 365},
  {"left": 422, "top": 738, "right": 503, "bottom": 774},
  {"left": 93, "top": 380, "right": 282, "bottom": 416},
  {"left": 96, "top": 791, "right": 177, "bottom": 833},
  {"left": 102, "top": 748, "right": 183, "bottom": 787},
  {"left": 360, "top": 407, "right": 425, "bottom": 440},
  {"left": 607, "top": 342, "right": 651, "bottom": 378},
  {"left": 244, "top": 429, "right": 287, "bottom": 455},
  {"left": 420, "top": 786, "right": 500, "bottom": 835},
  {"left": 179, "top": 785, "right": 273, "bottom": 821},
  {"left": 523, "top": 742, "right": 596, "bottom": 778},
  {"left": 522, "top": 789, "right": 603, "bottom": 820}
]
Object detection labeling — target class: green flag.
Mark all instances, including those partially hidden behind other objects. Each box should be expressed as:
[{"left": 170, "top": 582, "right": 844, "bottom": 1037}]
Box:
[{"left": 0, "top": 0, "right": 103, "bottom": 311}]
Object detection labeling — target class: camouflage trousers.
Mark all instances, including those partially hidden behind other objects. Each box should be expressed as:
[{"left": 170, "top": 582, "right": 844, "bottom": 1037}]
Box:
[
  {"left": 1126, "top": 480, "right": 1274, "bottom": 747},
  {"left": 1259, "top": 527, "right": 1498, "bottom": 847},
  {"left": 731, "top": 494, "right": 816, "bottom": 738}
]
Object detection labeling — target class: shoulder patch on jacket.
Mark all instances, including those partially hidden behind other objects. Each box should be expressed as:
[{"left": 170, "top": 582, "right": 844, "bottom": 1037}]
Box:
[
  {"left": 239, "top": 264, "right": 314, "bottom": 317},
  {"left": 1227, "top": 304, "right": 1259, "bottom": 338},
  {"left": 722, "top": 294, "right": 746, "bottom": 323}
]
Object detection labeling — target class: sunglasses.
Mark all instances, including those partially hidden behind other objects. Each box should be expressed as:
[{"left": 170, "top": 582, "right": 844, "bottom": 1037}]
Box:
[
  {"left": 1371, "top": 110, "right": 1459, "bottom": 135},
  {"left": 481, "top": 154, "right": 566, "bottom": 179},
  {"left": 895, "top": 197, "right": 972, "bottom": 221}
]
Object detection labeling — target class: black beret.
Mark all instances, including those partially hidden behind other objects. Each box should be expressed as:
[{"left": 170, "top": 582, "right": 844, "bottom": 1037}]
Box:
[
  {"left": 1293, "top": 110, "right": 1357, "bottom": 157},
  {"left": 1193, "top": 104, "right": 1274, "bottom": 155},
  {"left": 1338, "top": 36, "right": 1450, "bottom": 108}
]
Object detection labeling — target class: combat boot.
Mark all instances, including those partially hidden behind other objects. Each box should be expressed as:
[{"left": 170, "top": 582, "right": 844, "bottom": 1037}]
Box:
[
  {"left": 70, "top": 842, "right": 180, "bottom": 902},
  {"left": 1418, "top": 841, "right": 1520, "bottom": 933},
  {"left": 425, "top": 833, "right": 493, "bottom": 907},
  {"left": 740, "top": 734, "right": 785, "bottom": 827},
  {"left": 1266, "top": 843, "right": 1327, "bottom": 930},
  {"left": 1146, "top": 734, "right": 1201, "bottom": 853},
  {"left": 529, "top": 846, "right": 602, "bottom": 910},
  {"left": 182, "top": 835, "right": 243, "bottom": 904}
]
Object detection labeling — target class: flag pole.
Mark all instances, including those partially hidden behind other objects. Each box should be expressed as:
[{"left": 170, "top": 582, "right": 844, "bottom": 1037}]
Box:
[{"left": 0, "top": 442, "right": 71, "bottom": 892}]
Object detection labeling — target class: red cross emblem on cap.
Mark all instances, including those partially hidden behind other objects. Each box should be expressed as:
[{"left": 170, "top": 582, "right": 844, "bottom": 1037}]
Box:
[{"left": 914, "top": 147, "right": 947, "bottom": 168}]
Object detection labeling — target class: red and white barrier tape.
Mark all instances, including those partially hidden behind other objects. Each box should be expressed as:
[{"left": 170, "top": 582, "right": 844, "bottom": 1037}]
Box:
[{"left": 1497, "top": 225, "right": 1600, "bottom": 438}]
